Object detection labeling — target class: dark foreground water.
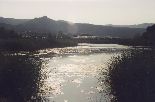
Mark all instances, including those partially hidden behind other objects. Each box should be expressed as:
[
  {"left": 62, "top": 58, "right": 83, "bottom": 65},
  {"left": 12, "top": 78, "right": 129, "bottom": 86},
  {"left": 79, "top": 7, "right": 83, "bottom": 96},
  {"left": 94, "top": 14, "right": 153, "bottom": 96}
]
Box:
[{"left": 0, "top": 44, "right": 130, "bottom": 102}]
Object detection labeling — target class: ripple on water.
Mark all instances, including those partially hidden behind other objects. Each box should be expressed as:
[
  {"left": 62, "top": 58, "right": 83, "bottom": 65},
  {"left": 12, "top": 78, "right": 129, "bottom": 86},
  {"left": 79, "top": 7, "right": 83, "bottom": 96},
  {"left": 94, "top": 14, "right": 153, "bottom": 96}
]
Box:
[{"left": 32, "top": 44, "right": 130, "bottom": 101}]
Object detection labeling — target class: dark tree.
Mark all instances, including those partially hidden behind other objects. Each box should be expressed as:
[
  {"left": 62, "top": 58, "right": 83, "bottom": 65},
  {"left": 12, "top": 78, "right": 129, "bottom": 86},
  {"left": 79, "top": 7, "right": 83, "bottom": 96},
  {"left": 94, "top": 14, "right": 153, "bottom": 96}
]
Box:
[{"left": 142, "top": 24, "right": 155, "bottom": 46}]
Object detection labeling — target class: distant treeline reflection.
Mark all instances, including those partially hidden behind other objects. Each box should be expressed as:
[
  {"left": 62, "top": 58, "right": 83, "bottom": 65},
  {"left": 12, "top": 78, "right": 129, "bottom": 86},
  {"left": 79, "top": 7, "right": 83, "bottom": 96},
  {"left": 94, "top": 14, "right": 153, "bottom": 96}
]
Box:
[{"left": 105, "top": 49, "right": 155, "bottom": 102}]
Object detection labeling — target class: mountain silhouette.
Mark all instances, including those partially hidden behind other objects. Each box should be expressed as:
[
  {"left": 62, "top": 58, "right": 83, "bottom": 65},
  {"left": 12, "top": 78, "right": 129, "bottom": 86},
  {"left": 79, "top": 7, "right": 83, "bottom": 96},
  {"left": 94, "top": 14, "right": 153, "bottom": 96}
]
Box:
[
  {"left": 0, "top": 17, "right": 30, "bottom": 25},
  {"left": 106, "top": 23, "right": 154, "bottom": 28},
  {"left": 0, "top": 16, "right": 151, "bottom": 38}
]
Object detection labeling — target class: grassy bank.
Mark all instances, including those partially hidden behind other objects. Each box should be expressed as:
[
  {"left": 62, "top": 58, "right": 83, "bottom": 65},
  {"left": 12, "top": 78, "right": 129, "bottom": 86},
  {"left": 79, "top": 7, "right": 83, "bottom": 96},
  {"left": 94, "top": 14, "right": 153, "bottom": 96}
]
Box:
[
  {"left": 0, "top": 53, "right": 44, "bottom": 102},
  {"left": 105, "top": 49, "right": 155, "bottom": 102}
]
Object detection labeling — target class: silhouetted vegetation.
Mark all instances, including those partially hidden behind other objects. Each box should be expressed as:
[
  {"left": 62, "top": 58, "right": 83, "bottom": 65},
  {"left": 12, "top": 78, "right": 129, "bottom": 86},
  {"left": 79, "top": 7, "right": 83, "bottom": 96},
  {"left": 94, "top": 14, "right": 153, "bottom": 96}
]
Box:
[
  {"left": 105, "top": 49, "right": 155, "bottom": 102},
  {"left": 141, "top": 24, "right": 155, "bottom": 46},
  {"left": 0, "top": 52, "right": 46, "bottom": 102},
  {"left": 119, "top": 24, "right": 155, "bottom": 46},
  {"left": 0, "top": 27, "right": 19, "bottom": 39},
  {"left": 0, "top": 27, "right": 77, "bottom": 51}
]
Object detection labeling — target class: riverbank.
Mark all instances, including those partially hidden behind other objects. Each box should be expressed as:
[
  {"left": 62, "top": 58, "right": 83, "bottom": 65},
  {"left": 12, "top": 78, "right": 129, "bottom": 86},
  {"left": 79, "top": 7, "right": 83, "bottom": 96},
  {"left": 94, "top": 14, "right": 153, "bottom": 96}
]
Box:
[
  {"left": 0, "top": 38, "right": 78, "bottom": 51},
  {"left": 106, "top": 48, "right": 155, "bottom": 102}
]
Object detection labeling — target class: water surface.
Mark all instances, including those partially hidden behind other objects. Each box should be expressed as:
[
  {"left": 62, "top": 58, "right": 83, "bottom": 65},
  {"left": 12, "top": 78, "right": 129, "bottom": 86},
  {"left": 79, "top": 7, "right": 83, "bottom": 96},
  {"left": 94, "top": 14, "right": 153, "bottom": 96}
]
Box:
[{"left": 0, "top": 44, "right": 129, "bottom": 102}]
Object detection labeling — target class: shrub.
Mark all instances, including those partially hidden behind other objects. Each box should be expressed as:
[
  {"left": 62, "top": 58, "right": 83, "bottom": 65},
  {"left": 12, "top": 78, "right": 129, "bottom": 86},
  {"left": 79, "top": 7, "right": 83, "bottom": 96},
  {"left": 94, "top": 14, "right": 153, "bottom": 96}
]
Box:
[{"left": 106, "top": 49, "right": 155, "bottom": 102}]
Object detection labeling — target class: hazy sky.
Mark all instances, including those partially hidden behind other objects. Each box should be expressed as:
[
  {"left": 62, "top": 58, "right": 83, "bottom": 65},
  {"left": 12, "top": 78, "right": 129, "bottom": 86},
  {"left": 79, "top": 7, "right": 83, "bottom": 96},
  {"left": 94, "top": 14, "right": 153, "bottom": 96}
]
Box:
[{"left": 0, "top": 0, "right": 155, "bottom": 25}]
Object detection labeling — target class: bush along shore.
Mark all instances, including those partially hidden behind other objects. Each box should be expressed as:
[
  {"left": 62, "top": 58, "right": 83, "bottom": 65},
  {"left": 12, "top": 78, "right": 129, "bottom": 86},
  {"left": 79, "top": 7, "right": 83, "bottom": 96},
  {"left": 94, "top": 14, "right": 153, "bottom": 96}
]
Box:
[
  {"left": 120, "top": 24, "right": 155, "bottom": 47},
  {"left": 105, "top": 49, "right": 155, "bottom": 102}
]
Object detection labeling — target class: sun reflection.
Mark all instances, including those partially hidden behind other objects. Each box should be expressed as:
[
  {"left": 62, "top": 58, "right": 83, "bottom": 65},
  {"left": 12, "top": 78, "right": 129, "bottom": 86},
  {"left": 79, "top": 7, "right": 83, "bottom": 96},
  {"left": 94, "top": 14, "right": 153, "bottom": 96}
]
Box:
[
  {"left": 36, "top": 44, "right": 129, "bottom": 102},
  {"left": 38, "top": 54, "right": 111, "bottom": 99}
]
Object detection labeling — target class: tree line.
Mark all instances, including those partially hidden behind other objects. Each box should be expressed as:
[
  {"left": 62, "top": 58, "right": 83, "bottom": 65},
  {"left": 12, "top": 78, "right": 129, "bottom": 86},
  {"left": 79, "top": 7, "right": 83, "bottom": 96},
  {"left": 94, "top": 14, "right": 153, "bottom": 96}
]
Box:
[{"left": 0, "top": 27, "right": 77, "bottom": 51}]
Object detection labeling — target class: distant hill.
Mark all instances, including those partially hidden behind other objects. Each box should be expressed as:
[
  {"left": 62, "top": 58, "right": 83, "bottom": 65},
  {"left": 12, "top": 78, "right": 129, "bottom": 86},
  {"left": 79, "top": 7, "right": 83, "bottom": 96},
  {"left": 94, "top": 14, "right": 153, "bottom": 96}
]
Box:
[
  {"left": 106, "top": 23, "right": 154, "bottom": 28},
  {"left": 0, "top": 16, "right": 149, "bottom": 38},
  {"left": 0, "top": 17, "right": 30, "bottom": 25}
]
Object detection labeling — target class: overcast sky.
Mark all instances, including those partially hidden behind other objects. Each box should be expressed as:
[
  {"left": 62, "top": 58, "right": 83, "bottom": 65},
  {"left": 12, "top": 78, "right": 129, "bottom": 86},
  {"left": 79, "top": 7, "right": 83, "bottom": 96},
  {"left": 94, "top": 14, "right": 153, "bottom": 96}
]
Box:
[{"left": 0, "top": 0, "right": 155, "bottom": 25}]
